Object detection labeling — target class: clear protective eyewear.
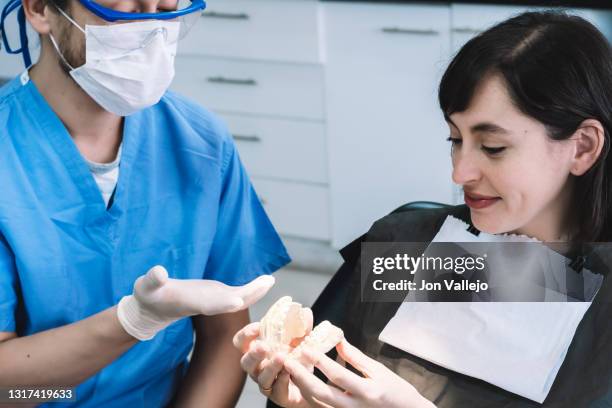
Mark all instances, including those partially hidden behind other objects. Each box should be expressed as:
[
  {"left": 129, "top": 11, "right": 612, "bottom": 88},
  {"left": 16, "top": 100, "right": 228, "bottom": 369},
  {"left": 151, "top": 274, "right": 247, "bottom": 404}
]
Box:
[
  {"left": 0, "top": 0, "right": 206, "bottom": 65},
  {"left": 78, "top": 0, "right": 206, "bottom": 22},
  {"left": 63, "top": 0, "right": 205, "bottom": 53}
]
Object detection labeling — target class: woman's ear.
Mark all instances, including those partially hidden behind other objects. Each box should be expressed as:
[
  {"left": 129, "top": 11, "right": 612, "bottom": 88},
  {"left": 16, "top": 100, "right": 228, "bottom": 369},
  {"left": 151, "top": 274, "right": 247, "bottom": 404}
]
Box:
[
  {"left": 570, "top": 119, "right": 606, "bottom": 176},
  {"left": 22, "top": 0, "right": 53, "bottom": 35}
]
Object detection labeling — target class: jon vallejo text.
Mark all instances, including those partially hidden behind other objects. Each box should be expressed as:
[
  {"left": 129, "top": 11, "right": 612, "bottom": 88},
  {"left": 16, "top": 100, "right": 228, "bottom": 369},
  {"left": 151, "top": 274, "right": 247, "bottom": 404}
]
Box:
[{"left": 371, "top": 254, "right": 489, "bottom": 293}]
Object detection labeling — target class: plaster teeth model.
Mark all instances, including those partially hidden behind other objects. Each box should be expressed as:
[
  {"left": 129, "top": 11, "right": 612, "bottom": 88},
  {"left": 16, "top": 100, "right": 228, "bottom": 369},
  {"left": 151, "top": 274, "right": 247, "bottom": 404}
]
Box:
[
  {"left": 259, "top": 297, "right": 344, "bottom": 356},
  {"left": 290, "top": 320, "right": 344, "bottom": 362},
  {"left": 259, "top": 296, "right": 312, "bottom": 352}
]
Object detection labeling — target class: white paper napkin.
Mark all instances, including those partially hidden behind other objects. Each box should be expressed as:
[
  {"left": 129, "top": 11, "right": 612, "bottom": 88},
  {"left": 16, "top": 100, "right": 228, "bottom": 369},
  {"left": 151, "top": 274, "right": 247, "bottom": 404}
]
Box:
[{"left": 379, "top": 216, "right": 593, "bottom": 403}]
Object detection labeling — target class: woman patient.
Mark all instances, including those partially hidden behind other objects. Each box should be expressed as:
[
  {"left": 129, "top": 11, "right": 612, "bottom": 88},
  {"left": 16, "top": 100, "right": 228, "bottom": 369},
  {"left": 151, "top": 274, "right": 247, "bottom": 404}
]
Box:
[{"left": 234, "top": 11, "right": 612, "bottom": 407}]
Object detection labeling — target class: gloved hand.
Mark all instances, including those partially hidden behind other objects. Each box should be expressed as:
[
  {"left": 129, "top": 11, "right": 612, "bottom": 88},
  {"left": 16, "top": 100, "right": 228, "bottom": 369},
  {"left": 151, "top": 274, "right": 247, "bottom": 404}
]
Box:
[{"left": 117, "top": 265, "right": 275, "bottom": 341}]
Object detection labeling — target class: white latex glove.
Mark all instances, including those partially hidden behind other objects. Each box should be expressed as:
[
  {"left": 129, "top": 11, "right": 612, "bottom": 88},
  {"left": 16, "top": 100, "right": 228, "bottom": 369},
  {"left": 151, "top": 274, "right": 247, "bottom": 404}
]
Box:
[{"left": 118, "top": 265, "right": 275, "bottom": 340}]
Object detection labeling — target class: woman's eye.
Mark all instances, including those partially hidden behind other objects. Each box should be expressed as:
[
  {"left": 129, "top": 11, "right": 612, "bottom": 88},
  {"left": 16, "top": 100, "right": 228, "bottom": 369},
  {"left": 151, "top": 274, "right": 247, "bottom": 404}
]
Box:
[
  {"left": 482, "top": 146, "right": 506, "bottom": 155},
  {"left": 446, "top": 136, "right": 462, "bottom": 146}
]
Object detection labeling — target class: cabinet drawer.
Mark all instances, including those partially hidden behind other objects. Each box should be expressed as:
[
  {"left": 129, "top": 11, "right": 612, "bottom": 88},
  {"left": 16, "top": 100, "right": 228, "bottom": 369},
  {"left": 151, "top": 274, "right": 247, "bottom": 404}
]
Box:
[
  {"left": 172, "top": 56, "right": 325, "bottom": 120},
  {"left": 322, "top": 2, "right": 449, "bottom": 58},
  {"left": 223, "top": 114, "right": 328, "bottom": 184},
  {"left": 252, "top": 179, "right": 330, "bottom": 241},
  {"left": 179, "top": 0, "right": 319, "bottom": 63}
]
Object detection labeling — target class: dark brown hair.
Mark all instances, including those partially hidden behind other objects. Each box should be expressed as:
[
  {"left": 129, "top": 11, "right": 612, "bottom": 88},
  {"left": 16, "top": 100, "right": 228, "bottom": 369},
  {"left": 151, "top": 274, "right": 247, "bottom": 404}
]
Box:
[{"left": 45, "top": 0, "right": 70, "bottom": 12}]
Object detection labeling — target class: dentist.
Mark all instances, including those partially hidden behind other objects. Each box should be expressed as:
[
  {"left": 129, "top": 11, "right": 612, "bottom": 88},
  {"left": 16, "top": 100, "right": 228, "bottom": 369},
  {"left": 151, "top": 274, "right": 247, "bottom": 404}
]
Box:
[{"left": 0, "top": 0, "right": 290, "bottom": 406}]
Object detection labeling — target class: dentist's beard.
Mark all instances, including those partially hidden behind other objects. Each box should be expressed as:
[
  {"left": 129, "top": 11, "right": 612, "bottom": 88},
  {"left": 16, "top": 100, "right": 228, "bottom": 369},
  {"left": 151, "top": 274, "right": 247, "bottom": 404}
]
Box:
[{"left": 54, "top": 23, "right": 86, "bottom": 75}]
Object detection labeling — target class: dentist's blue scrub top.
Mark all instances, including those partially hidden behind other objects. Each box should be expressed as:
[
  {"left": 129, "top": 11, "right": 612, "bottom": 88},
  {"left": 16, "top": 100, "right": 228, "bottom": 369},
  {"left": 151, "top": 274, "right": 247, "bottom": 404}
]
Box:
[{"left": 0, "top": 72, "right": 291, "bottom": 407}]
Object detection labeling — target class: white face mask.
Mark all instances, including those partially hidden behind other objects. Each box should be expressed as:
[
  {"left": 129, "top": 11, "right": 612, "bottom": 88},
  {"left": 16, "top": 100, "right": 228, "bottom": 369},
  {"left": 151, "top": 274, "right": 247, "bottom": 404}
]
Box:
[{"left": 49, "top": 8, "right": 180, "bottom": 116}]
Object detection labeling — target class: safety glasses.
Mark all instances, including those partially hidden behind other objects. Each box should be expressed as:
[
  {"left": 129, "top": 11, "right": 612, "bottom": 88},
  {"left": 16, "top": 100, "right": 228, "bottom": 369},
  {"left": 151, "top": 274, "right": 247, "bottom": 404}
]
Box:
[
  {"left": 0, "top": 0, "right": 207, "bottom": 67},
  {"left": 81, "top": 0, "right": 206, "bottom": 48},
  {"left": 79, "top": 0, "right": 206, "bottom": 22},
  {"left": 53, "top": 1, "right": 202, "bottom": 53}
]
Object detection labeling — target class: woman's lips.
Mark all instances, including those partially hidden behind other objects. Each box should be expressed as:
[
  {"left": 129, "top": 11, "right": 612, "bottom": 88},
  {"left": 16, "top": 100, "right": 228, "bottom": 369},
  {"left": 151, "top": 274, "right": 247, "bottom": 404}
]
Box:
[{"left": 464, "top": 192, "right": 501, "bottom": 209}]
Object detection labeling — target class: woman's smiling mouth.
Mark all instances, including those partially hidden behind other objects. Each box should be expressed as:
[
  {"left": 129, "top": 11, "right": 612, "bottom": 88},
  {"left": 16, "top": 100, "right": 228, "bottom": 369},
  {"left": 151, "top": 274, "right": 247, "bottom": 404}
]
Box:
[{"left": 464, "top": 192, "right": 502, "bottom": 209}]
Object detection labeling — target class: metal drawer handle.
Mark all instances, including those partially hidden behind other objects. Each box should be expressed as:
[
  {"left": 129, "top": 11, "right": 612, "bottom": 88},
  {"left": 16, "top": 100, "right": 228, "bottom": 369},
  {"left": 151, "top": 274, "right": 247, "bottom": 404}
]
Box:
[
  {"left": 206, "top": 76, "right": 257, "bottom": 86},
  {"left": 202, "top": 11, "right": 249, "bottom": 20},
  {"left": 232, "top": 134, "right": 261, "bottom": 143},
  {"left": 381, "top": 27, "right": 439, "bottom": 36},
  {"left": 452, "top": 27, "right": 482, "bottom": 34}
]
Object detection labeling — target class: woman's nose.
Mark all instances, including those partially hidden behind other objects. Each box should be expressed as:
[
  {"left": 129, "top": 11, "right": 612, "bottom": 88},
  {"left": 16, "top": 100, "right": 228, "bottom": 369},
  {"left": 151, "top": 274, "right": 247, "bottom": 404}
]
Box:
[{"left": 452, "top": 151, "right": 482, "bottom": 186}]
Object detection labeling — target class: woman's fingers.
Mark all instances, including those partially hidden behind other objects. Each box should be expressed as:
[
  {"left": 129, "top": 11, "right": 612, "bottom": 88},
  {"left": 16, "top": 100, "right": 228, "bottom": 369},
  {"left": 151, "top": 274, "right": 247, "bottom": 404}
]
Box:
[
  {"left": 284, "top": 358, "right": 352, "bottom": 408},
  {"left": 232, "top": 322, "right": 260, "bottom": 352},
  {"left": 274, "top": 370, "right": 290, "bottom": 393},
  {"left": 336, "top": 339, "right": 381, "bottom": 378},
  {"left": 270, "top": 370, "right": 291, "bottom": 403},
  {"left": 300, "top": 347, "right": 368, "bottom": 397},
  {"left": 240, "top": 341, "right": 268, "bottom": 381},
  {"left": 257, "top": 353, "right": 286, "bottom": 392}
]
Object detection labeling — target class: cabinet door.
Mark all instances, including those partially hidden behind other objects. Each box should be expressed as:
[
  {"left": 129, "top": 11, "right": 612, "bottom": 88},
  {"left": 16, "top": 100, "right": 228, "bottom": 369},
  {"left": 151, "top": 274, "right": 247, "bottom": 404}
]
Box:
[
  {"left": 323, "top": 3, "right": 452, "bottom": 248},
  {"left": 180, "top": 0, "right": 320, "bottom": 63}
]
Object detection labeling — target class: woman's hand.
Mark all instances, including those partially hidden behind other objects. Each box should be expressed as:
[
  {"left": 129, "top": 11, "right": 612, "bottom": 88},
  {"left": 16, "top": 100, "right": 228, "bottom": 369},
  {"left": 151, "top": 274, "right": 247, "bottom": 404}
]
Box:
[
  {"left": 283, "top": 339, "right": 436, "bottom": 408},
  {"left": 233, "top": 322, "right": 327, "bottom": 408}
]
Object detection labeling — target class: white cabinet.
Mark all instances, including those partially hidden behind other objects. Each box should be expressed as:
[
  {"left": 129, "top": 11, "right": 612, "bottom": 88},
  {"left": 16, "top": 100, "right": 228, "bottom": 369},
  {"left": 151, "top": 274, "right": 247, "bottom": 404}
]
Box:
[
  {"left": 170, "top": 0, "right": 328, "bottom": 244},
  {"left": 180, "top": 0, "right": 320, "bottom": 63},
  {"left": 323, "top": 2, "right": 453, "bottom": 247}
]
